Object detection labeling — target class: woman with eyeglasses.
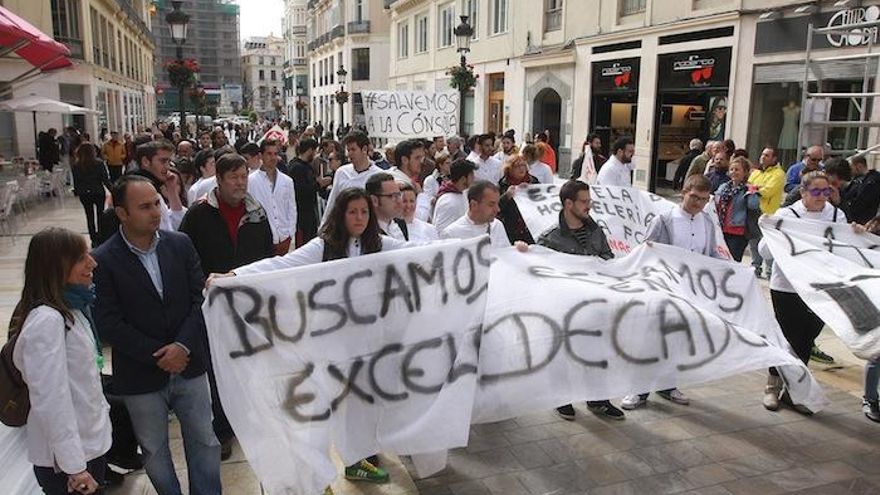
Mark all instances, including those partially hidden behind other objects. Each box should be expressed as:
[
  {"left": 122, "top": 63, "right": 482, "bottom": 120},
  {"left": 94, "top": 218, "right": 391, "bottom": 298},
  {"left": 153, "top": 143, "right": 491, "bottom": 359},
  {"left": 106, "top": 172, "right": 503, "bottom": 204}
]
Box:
[{"left": 759, "top": 171, "right": 848, "bottom": 413}]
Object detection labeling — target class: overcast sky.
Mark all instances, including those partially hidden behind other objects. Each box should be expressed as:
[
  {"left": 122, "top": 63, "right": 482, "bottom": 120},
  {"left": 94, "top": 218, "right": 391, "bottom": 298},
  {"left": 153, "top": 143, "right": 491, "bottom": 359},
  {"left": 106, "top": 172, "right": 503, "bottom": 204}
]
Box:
[{"left": 239, "top": 0, "right": 284, "bottom": 40}]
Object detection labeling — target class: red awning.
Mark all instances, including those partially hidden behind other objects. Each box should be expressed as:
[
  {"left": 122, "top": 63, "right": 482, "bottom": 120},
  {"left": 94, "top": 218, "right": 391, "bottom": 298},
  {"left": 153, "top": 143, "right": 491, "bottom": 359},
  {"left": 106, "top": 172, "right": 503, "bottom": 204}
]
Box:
[{"left": 0, "top": 6, "right": 72, "bottom": 73}]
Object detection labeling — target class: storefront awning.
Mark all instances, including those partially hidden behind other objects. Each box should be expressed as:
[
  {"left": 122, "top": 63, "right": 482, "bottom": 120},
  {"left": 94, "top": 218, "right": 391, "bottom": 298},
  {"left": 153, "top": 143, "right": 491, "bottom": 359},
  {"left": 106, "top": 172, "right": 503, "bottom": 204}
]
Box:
[{"left": 0, "top": 6, "right": 72, "bottom": 76}]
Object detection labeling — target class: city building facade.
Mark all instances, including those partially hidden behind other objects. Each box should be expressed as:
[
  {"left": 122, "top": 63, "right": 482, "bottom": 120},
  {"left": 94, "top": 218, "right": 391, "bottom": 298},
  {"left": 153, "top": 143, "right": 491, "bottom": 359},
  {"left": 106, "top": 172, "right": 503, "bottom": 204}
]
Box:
[
  {"left": 307, "top": 0, "right": 391, "bottom": 137},
  {"left": 151, "top": 0, "right": 242, "bottom": 117},
  {"left": 283, "top": 0, "right": 310, "bottom": 124},
  {"left": 0, "top": 0, "right": 156, "bottom": 157},
  {"left": 242, "top": 35, "right": 286, "bottom": 119},
  {"left": 388, "top": 0, "right": 880, "bottom": 190}
]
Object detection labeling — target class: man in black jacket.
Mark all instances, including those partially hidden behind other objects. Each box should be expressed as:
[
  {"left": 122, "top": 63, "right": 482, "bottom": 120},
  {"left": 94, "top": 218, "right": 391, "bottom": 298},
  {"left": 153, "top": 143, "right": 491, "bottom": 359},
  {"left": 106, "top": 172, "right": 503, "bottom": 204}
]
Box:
[
  {"left": 842, "top": 155, "right": 880, "bottom": 225},
  {"left": 673, "top": 138, "right": 703, "bottom": 190},
  {"left": 179, "top": 153, "right": 273, "bottom": 459},
  {"left": 537, "top": 180, "right": 625, "bottom": 421},
  {"left": 288, "top": 138, "right": 321, "bottom": 246},
  {"left": 93, "top": 175, "right": 221, "bottom": 495},
  {"left": 570, "top": 133, "right": 608, "bottom": 180}
]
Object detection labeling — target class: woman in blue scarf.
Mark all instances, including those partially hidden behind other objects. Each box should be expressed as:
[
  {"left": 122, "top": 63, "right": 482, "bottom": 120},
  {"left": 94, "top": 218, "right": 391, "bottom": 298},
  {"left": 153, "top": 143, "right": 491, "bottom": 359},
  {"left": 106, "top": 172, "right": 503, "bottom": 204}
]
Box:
[{"left": 9, "top": 227, "right": 111, "bottom": 494}]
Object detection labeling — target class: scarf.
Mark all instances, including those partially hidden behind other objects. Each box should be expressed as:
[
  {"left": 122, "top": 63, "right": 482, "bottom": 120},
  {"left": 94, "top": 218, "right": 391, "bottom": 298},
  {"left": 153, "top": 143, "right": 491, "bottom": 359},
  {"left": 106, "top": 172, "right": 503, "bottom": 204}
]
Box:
[
  {"left": 436, "top": 181, "right": 461, "bottom": 199},
  {"left": 505, "top": 173, "right": 533, "bottom": 187},
  {"left": 62, "top": 284, "right": 104, "bottom": 371},
  {"left": 717, "top": 181, "right": 746, "bottom": 228}
]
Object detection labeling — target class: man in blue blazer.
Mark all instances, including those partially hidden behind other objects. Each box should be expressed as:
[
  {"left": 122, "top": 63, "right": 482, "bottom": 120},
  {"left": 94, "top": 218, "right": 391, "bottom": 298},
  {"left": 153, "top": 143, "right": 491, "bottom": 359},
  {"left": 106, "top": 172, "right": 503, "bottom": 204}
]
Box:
[{"left": 93, "top": 174, "right": 221, "bottom": 495}]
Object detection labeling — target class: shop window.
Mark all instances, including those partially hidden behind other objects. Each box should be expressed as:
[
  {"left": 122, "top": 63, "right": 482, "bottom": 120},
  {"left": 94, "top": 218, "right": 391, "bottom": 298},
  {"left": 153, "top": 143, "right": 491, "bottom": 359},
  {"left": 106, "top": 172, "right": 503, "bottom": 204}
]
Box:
[{"left": 619, "top": 0, "right": 646, "bottom": 16}]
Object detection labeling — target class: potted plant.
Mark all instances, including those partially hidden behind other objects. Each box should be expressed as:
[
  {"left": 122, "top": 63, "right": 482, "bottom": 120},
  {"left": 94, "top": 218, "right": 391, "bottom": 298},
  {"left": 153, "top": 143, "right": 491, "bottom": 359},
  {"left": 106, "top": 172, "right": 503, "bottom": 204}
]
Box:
[
  {"left": 164, "top": 58, "right": 200, "bottom": 88},
  {"left": 447, "top": 64, "right": 478, "bottom": 91}
]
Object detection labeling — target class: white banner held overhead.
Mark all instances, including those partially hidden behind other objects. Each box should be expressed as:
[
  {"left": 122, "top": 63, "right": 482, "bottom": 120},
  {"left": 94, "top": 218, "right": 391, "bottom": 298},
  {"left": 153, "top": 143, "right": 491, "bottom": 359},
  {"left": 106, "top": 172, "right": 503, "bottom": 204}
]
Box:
[
  {"left": 514, "top": 184, "right": 731, "bottom": 258},
  {"left": 361, "top": 90, "right": 459, "bottom": 139},
  {"left": 760, "top": 216, "right": 880, "bottom": 360},
  {"left": 474, "top": 242, "right": 826, "bottom": 423},
  {"left": 203, "top": 238, "right": 490, "bottom": 495}
]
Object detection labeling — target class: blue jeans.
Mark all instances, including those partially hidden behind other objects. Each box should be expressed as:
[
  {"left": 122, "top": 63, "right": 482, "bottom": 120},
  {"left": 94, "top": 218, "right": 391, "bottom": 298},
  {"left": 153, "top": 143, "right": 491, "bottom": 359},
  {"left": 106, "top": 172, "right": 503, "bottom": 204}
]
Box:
[
  {"left": 123, "top": 373, "right": 221, "bottom": 495},
  {"left": 866, "top": 358, "right": 879, "bottom": 403}
]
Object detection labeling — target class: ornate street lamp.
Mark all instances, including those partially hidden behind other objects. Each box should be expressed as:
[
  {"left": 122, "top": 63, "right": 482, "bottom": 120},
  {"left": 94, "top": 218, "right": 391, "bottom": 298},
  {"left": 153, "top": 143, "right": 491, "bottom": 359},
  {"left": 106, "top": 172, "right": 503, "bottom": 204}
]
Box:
[
  {"left": 166, "top": 0, "right": 190, "bottom": 138},
  {"left": 336, "top": 64, "right": 348, "bottom": 136},
  {"left": 454, "top": 16, "right": 473, "bottom": 135}
]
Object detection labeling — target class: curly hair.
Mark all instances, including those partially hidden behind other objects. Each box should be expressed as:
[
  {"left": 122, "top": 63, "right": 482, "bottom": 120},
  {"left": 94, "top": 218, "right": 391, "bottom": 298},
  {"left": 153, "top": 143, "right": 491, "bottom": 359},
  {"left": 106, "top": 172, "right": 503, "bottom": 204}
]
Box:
[{"left": 319, "top": 188, "right": 382, "bottom": 261}]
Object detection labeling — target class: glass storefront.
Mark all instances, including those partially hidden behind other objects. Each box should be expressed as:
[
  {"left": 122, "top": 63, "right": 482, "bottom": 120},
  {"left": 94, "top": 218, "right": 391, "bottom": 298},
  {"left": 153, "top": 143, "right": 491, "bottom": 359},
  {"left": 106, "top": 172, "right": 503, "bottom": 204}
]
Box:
[{"left": 590, "top": 58, "right": 640, "bottom": 158}]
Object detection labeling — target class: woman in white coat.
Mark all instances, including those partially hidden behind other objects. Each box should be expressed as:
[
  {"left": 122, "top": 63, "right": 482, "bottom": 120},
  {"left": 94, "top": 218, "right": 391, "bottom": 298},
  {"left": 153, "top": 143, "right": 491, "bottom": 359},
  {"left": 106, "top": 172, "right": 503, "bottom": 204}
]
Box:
[{"left": 11, "top": 228, "right": 111, "bottom": 494}]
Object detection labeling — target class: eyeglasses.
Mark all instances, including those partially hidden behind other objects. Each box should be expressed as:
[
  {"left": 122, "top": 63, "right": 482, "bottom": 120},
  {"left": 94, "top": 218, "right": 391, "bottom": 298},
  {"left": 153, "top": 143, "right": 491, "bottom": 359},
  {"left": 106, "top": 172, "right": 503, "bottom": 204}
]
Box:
[
  {"left": 376, "top": 192, "right": 402, "bottom": 199},
  {"left": 806, "top": 187, "right": 832, "bottom": 197}
]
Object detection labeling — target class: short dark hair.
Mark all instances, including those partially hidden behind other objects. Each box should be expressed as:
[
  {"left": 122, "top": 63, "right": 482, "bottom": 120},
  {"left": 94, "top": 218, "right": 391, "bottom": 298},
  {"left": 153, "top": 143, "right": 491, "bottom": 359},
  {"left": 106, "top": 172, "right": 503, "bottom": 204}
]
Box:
[
  {"left": 399, "top": 182, "right": 416, "bottom": 194},
  {"left": 395, "top": 139, "right": 425, "bottom": 168},
  {"left": 586, "top": 133, "right": 600, "bottom": 143},
  {"left": 342, "top": 130, "right": 370, "bottom": 148},
  {"left": 764, "top": 146, "right": 779, "bottom": 159},
  {"left": 112, "top": 174, "right": 154, "bottom": 209},
  {"left": 136, "top": 139, "right": 174, "bottom": 166},
  {"left": 450, "top": 159, "right": 478, "bottom": 182},
  {"left": 559, "top": 180, "right": 589, "bottom": 205},
  {"left": 193, "top": 149, "right": 214, "bottom": 174},
  {"left": 824, "top": 157, "right": 852, "bottom": 182},
  {"left": 215, "top": 153, "right": 248, "bottom": 179},
  {"left": 296, "top": 138, "right": 319, "bottom": 155},
  {"left": 365, "top": 172, "right": 395, "bottom": 196},
  {"left": 467, "top": 180, "right": 499, "bottom": 203},
  {"left": 133, "top": 133, "right": 153, "bottom": 149},
  {"left": 612, "top": 136, "right": 633, "bottom": 155},
  {"left": 260, "top": 138, "right": 280, "bottom": 153},
  {"left": 239, "top": 142, "right": 260, "bottom": 157},
  {"left": 850, "top": 155, "right": 868, "bottom": 168},
  {"left": 683, "top": 174, "right": 712, "bottom": 193},
  {"left": 478, "top": 134, "right": 494, "bottom": 145},
  {"left": 198, "top": 131, "right": 211, "bottom": 139},
  {"left": 213, "top": 145, "right": 235, "bottom": 161}
]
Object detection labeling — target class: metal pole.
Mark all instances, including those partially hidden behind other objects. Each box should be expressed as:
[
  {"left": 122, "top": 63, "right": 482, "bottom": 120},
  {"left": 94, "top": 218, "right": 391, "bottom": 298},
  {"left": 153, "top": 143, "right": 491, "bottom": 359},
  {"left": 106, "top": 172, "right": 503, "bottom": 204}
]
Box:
[
  {"left": 459, "top": 53, "right": 467, "bottom": 136},
  {"left": 177, "top": 44, "right": 187, "bottom": 140},
  {"left": 798, "top": 23, "right": 813, "bottom": 160}
]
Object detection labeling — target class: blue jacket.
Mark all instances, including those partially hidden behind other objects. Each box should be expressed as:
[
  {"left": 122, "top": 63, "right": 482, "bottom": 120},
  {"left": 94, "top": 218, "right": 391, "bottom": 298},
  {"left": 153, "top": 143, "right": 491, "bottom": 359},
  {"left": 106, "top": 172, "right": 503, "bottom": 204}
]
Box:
[
  {"left": 714, "top": 182, "right": 761, "bottom": 229},
  {"left": 93, "top": 230, "right": 208, "bottom": 395},
  {"left": 785, "top": 160, "right": 824, "bottom": 193}
]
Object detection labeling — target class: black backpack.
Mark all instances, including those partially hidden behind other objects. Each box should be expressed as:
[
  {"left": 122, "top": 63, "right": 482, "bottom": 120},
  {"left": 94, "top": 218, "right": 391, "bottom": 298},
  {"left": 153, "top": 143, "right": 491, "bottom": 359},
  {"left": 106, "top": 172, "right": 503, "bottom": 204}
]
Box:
[{"left": 0, "top": 331, "right": 29, "bottom": 427}]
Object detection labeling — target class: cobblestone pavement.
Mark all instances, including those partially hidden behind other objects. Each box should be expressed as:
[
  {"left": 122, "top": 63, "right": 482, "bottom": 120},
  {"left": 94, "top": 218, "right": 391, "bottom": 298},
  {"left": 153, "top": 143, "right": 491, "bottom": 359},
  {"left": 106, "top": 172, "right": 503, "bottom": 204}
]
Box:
[{"left": 3, "top": 196, "right": 877, "bottom": 495}]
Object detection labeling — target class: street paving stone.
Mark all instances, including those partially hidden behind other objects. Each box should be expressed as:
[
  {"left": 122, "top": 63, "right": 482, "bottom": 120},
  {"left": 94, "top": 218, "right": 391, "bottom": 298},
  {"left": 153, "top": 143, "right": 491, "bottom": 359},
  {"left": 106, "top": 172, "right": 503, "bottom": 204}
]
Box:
[{"left": 3, "top": 196, "right": 878, "bottom": 495}]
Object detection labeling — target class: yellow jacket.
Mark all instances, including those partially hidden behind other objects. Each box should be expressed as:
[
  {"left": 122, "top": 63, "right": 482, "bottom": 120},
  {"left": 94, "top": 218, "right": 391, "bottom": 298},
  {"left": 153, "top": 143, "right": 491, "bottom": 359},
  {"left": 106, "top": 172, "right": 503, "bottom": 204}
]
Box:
[
  {"left": 102, "top": 140, "right": 126, "bottom": 166},
  {"left": 748, "top": 164, "right": 785, "bottom": 215}
]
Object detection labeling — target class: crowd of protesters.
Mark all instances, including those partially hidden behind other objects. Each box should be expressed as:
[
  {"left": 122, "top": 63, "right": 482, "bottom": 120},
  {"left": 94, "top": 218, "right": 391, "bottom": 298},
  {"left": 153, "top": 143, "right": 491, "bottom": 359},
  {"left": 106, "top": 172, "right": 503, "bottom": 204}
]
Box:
[{"left": 6, "top": 118, "right": 880, "bottom": 495}]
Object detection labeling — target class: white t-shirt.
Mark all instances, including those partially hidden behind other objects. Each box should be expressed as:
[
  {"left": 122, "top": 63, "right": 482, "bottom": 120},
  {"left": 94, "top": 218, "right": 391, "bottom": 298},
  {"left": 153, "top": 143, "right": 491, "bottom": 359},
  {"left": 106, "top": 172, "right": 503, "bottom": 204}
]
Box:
[
  {"left": 441, "top": 214, "right": 511, "bottom": 247},
  {"left": 432, "top": 191, "right": 468, "bottom": 232},
  {"left": 407, "top": 218, "right": 439, "bottom": 241},
  {"left": 596, "top": 155, "right": 633, "bottom": 187}
]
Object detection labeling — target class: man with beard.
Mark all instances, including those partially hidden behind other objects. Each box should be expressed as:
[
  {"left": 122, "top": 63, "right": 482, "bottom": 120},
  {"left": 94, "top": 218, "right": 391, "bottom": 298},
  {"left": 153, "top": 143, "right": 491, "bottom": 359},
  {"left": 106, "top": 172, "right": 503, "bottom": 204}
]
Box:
[{"left": 596, "top": 136, "right": 635, "bottom": 187}]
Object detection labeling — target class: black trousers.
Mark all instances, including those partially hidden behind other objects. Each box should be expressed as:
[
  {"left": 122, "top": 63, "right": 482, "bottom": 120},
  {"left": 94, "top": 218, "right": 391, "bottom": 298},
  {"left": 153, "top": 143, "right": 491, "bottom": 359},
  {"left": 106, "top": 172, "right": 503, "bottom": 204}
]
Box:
[
  {"left": 205, "top": 347, "right": 235, "bottom": 442},
  {"left": 108, "top": 165, "right": 123, "bottom": 183},
  {"left": 724, "top": 233, "right": 749, "bottom": 263},
  {"left": 769, "top": 290, "right": 825, "bottom": 376},
  {"left": 80, "top": 194, "right": 105, "bottom": 245},
  {"left": 34, "top": 456, "right": 105, "bottom": 495}
]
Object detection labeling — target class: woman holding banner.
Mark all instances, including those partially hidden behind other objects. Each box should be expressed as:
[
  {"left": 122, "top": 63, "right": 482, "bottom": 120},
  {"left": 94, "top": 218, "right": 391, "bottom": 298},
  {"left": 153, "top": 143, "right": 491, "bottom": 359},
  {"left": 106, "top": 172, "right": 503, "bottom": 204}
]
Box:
[
  {"left": 759, "top": 171, "right": 849, "bottom": 413},
  {"left": 713, "top": 157, "right": 760, "bottom": 262},
  {"left": 498, "top": 155, "right": 539, "bottom": 244}
]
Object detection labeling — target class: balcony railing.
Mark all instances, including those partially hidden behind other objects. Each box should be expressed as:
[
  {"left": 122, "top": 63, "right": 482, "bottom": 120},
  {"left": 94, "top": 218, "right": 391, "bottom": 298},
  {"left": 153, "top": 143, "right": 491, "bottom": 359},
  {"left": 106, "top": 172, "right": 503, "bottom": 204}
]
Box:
[
  {"left": 55, "top": 36, "right": 84, "bottom": 59},
  {"left": 292, "top": 58, "right": 307, "bottom": 66},
  {"left": 292, "top": 26, "right": 306, "bottom": 35},
  {"left": 116, "top": 0, "right": 154, "bottom": 43},
  {"left": 544, "top": 9, "right": 562, "bottom": 32},
  {"left": 330, "top": 25, "right": 345, "bottom": 40},
  {"left": 347, "top": 21, "right": 370, "bottom": 34}
]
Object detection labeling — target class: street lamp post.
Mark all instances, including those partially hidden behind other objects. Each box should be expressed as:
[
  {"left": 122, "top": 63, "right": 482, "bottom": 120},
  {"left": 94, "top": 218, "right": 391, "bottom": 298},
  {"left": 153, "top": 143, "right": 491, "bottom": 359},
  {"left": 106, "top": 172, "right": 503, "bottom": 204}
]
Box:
[
  {"left": 336, "top": 64, "right": 348, "bottom": 136},
  {"left": 454, "top": 16, "right": 473, "bottom": 137},
  {"left": 166, "top": 0, "right": 190, "bottom": 138},
  {"left": 296, "top": 83, "right": 306, "bottom": 124}
]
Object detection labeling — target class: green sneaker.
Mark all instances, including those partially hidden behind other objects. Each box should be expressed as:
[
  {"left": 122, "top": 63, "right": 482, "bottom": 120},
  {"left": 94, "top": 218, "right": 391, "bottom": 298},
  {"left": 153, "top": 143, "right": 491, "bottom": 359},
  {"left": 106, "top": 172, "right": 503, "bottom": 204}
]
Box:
[
  {"left": 810, "top": 346, "right": 836, "bottom": 365},
  {"left": 323, "top": 487, "right": 334, "bottom": 495},
  {"left": 344, "top": 459, "right": 390, "bottom": 483}
]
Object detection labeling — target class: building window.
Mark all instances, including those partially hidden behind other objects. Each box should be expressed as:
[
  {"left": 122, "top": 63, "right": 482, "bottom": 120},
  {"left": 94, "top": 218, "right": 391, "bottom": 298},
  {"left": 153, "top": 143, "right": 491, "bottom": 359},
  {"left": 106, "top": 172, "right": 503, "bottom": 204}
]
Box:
[
  {"left": 545, "top": 0, "right": 562, "bottom": 32},
  {"left": 271, "top": 70, "right": 276, "bottom": 81},
  {"left": 620, "top": 0, "right": 646, "bottom": 15},
  {"left": 259, "top": 56, "right": 264, "bottom": 65},
  {"left": 438, "top": 3, "right": 455, "bottom": 48},
  {"left": 329, "top": 55, "right": 334, "bottom": 84},
  {"left": 259, "top": 69, "right": 265, "bottom": 81},
  {"left": 51, "top": 0, "right": 82, "bottom": 56},
  {"left": 352, "top": 47, "right": 369, "bottom": 80},
  {"left": 398, "top": 21, "right": 409, "bottom": 59},
  {"left": 354, "top": 0, "right": 365, "bottom": 22},
  {"left": 491, "top": 0, "right": 508, "bottom": 34},
  {"left": 462, "top": 0, "right": 478, "bottom": 39},
  {"left": 416, "top": 14, "right": 428, "bottom": 53}
]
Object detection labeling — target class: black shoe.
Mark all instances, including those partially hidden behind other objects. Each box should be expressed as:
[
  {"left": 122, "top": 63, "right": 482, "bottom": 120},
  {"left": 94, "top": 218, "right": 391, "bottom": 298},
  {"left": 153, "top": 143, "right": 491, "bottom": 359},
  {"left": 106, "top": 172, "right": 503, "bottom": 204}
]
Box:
[
  {"left": 104, "top": 468, "right": 125, "bottom": 487},
  {"left": 587, "top": 401, "right": 626, "bottom": 420},
  {"left": 221, "top": 438, "right": 234, "bottom": 461},
  {"left": 556, "top": 404, "right": 575, "bottom": 421},
  {"left": 367, "top": 455, "right": 380, "bottom": 467},
  {"left": 107, "top": 453, "right": 144, "bottom": 471}
]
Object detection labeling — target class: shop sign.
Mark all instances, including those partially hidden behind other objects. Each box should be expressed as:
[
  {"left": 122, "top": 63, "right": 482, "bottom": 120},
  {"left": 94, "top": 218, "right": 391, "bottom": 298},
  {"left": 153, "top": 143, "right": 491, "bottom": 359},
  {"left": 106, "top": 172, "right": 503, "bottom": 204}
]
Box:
[
  {"left": 657, "top": 47, "right": 731, "bottom": 91},
  {"left": 591, "top": 58, "right": 640, "bottom": 93},
  {"left": 755, "top": 5, "right": 880, "bottom": 54}
]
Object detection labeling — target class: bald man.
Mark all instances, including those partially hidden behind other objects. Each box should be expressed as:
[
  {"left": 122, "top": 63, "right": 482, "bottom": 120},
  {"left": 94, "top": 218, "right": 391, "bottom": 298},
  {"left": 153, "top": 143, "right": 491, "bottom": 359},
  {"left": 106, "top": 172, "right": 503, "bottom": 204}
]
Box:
[
  {"left": 785, "top": 145, "right": 824, "bottom": 192},
  {"left": 176, "top": 140, "right": 194, "bottom": 160}
]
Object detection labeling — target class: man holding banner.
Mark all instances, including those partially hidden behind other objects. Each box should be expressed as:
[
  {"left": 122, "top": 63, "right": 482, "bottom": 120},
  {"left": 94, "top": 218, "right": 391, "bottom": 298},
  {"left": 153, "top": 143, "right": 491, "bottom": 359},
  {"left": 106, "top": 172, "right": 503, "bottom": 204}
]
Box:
[{"left": 537, "top": 180, "right": 625, "bottom": 421}]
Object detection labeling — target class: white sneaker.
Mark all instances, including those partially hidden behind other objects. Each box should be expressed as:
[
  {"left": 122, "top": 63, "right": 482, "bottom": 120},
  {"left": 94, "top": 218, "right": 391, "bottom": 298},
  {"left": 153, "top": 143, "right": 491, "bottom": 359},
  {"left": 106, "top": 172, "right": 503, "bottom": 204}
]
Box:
[
  {"left": 621, "top": 394, "right": 646, "bottom": 410},
  {"left": 657, "top": 389, "right": 690, "bottom": 405}
]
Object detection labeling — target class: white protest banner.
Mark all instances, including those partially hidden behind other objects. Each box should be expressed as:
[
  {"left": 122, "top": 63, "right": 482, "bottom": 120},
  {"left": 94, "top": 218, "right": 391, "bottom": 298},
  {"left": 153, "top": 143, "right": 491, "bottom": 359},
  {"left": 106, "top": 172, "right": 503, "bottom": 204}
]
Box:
[
  {"left": 760, "top": 216, "right": 880, "bottom": 359},
  {"left": 473, "top": 242, "right": 826, "bottom": 423},
  {"left": 514, "top": 184, "right": 730, "bottom": 259},
  {"left": 361, "top": 90, "right": 459, "bottom": 139},
  {"left": 203, "top": 238, "right": 490, "bottom": 495}
]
